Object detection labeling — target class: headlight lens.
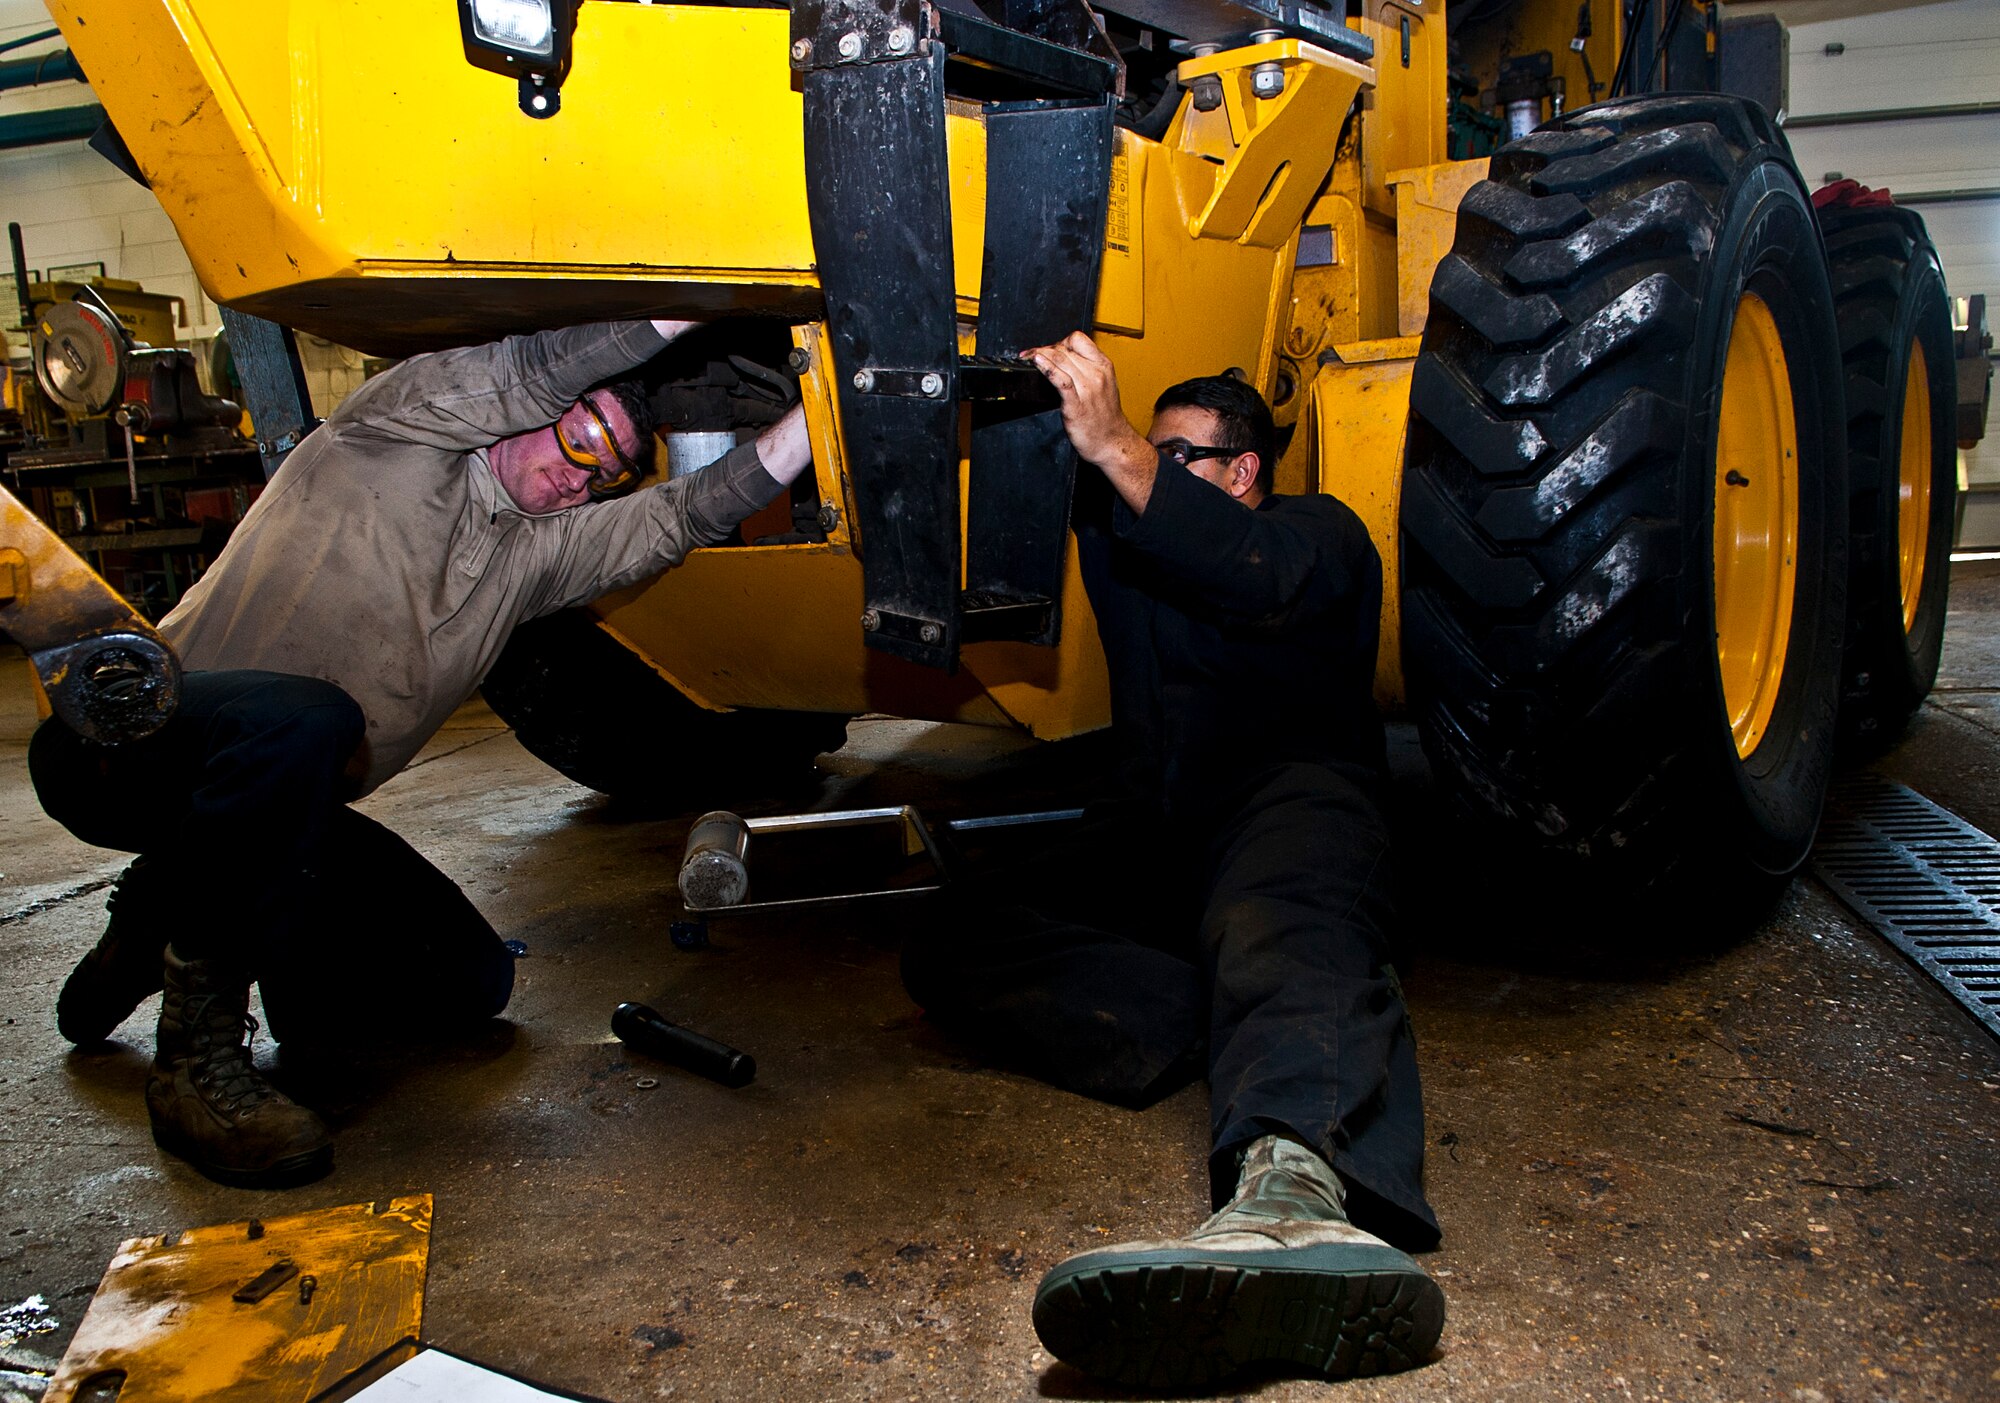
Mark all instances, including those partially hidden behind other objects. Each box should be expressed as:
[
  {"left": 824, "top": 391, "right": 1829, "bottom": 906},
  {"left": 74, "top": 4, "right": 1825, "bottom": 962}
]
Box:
[{"left": 469, "top": 0, "right": 555, "bottom": 56}]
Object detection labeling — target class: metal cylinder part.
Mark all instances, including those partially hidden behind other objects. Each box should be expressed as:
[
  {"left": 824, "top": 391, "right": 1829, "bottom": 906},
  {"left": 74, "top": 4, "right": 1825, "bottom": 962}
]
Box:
[
  {"left": 679, "top": 809, "right": 750, "bottom": 910},
  {"left": 1505, "top": 98, "right": 1540, "bottom": 141},
  {"left": 1188, "top": 42, "right": 1224, "bottom": 113},
  {"left": 666, "top": 430, "right": 738, "bottom": 479},
  {"left": 32, "top": 299, "right": 125, "bottom": 415}
]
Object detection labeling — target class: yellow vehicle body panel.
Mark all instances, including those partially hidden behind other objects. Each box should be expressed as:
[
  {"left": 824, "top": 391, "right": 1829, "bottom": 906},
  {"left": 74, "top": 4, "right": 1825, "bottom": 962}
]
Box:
[
  {"left": 1391, "top": 159, "right": 1490, "bottom": 337},
  {"left": 1298, "top": 337, "right": 1420, "bottom": 711},
  {"left": 47, "top": 1, "right": 1016, "bottom": 350},
  {"left": 596, "top": 542, "right": 1114, "bottom": 734},
  {"left": 46, "top": 0, "right": 1475, "bottom": 734},
  {"left": 43, "top": 0, "right": 1200, "bottom": 359},
  {"left": 1355, "top": 2, "right": 1448, "bottom": 219}
]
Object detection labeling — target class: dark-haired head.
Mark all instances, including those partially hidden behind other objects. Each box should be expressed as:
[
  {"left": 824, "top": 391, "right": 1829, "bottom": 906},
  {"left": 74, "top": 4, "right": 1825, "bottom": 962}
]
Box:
[{"left": 1152, "top": 375, "right": 1277, "bottom": 496}]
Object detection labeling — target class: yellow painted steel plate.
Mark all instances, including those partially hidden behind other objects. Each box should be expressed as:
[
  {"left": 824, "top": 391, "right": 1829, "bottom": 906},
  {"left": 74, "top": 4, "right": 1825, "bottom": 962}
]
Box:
[{"left": 43, "top": 1196, "right": 431, "bottom": 1403}]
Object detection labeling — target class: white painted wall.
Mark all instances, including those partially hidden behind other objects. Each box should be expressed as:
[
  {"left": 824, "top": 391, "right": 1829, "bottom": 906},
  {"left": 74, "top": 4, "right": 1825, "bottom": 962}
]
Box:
[
  {"left": 1770, "top": 0, "right": 2000, "bottom": 491},
  {"left": 0, "top": 1, "right": 220, "bottom": 342},
  {"left": 1781, "top": 0, "right": 2000, "bottom": 118}
]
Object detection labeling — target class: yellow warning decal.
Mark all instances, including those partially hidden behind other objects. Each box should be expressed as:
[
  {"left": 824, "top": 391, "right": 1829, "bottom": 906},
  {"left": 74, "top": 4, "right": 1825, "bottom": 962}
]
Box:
[{"left": 1106, "top": 141, "right": 1132, "bottom": 256}]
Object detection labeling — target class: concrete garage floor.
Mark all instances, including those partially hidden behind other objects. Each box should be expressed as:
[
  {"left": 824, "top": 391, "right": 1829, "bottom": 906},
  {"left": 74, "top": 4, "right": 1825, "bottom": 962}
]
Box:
[{"left": 3, "top": 567, "right": 2000, "bottom": 1402}]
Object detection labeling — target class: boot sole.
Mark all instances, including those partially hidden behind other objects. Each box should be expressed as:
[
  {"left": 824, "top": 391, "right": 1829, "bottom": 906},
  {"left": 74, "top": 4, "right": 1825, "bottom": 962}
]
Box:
[
  {"left": 1032, "top": 1241, "right": 1444, "bottom": 1391},
  {"left": 149, "top": 1124, "right": 333, "bottom": 1190}
]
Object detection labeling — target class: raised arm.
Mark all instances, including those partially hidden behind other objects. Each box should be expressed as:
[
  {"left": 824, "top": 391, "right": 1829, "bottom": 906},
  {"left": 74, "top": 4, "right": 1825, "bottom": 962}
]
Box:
[
  {"left": 1027, "top": 330, "right": 1368, "bottom": 619},
  {"left": 1024, "top": 332, "right": 1161, "bottom": 515},
  {"left": 328, "top": 320, "right": 691, "bottom": 451},
  {"left": 525, "top": 404, "right": 814, "bottom": 614}
]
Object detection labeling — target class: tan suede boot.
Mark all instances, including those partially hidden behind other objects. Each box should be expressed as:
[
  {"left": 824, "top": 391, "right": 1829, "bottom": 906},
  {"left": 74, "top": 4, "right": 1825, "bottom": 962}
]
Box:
[
  {"left": 1032, "top": 1136, "right": 1444, "bottom": 1389},
  {"left": 145, "top": 946, "right": 333, "bottom": 1188}
]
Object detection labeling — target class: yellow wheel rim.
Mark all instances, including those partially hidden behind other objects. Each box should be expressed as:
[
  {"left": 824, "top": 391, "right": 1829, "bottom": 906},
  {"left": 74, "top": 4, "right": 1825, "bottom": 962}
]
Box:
[
  {"left": 1712, "top": 292, "right": 1800, "bottom": 762},
  {"left": 1898, "top": 340, "right": 1934, "bottom": 634}
]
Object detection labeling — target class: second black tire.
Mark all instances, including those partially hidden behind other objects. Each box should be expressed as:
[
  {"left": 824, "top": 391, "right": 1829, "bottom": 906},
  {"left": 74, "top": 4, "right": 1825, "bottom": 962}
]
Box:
[
  {"left": 1821, "top": 203, "right": 1958, "bottom": 749},
  {"left": 1402, "top": 94, "right": 1848, "bottom": 910}
]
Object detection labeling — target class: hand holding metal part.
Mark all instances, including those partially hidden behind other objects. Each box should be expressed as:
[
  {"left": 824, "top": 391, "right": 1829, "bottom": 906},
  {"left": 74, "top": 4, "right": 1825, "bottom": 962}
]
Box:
[{"left": 1024, "top": 332, "right": 1160, "bottom": 513}]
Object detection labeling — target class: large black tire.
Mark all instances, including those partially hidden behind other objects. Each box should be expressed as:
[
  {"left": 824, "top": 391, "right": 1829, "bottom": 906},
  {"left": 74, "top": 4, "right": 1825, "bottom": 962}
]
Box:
[
  {"left": 479, "top": 609, "right": 849, "bottom": 803},
  {"left": 1822, "top": 204, "right": 1958, "bottom": 749},
  {"left": 1401, "top": 94, "right": 1848, "bottom": 908}
]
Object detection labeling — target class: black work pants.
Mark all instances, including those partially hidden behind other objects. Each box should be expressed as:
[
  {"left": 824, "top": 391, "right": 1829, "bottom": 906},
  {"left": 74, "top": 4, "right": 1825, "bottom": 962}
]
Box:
[
  {"left": 28, "top": 669, "right": 513, "bottom": 1043},
  {"left": 902, "top": 762, "right": 1439, "bottom": 1251}
]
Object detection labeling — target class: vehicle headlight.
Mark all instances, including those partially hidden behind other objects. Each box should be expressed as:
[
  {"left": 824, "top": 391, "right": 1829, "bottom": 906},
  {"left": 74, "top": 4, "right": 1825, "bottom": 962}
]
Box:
[
  {"left": 469, "top": 0, "right": 555, "bottom": 57},
  {"left": 458, "top": 0, "right": 577, "bottom": 117}
]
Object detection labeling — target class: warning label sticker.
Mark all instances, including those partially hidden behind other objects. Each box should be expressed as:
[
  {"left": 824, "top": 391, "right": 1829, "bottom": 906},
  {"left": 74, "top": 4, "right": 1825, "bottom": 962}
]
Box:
[{"left": 1106, "top": 145, "right": 1131, "bottom": 256}]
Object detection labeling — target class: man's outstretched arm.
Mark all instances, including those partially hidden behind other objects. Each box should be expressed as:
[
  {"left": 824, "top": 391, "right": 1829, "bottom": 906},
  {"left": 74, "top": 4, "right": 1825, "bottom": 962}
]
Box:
[
  {"left": 1024, "top": 332, "right": 1161, "bottom": 515},
  {"left": 1027, "top": 332, "right": 1348, "bottom": 619},
  {"left": 330, "top": 320, "right": 700, "bottom": 451},
  {"left": 751, "top": 401, "right": 812, "bottom": 489},
  {"left": 525, "top": 402, "right": 815, "bottom": 616}
]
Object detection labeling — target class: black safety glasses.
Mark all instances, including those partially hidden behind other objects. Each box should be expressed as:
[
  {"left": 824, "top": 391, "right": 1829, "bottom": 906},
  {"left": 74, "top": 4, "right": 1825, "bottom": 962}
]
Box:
[{"left": 1155, "top": 439, "right": 1240, "bottom": 467}]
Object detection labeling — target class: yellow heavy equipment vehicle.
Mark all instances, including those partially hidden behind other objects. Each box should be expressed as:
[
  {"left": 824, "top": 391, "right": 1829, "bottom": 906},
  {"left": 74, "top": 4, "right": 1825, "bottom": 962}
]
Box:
[{"left": 39, "top": 0, "right": 1970, "bottom": 907}]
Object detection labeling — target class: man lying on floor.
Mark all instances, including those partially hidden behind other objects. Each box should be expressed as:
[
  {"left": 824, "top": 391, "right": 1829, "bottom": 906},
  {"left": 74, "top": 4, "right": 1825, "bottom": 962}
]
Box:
[{"left": 900, "top": 333, "right": 1446, "bottom": 1389}]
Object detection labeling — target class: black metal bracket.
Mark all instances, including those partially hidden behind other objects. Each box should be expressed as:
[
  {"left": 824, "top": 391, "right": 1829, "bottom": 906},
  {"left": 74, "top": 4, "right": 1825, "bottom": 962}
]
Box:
[
  {"left": 937, "top": 9, "right": 1121, "bottom": 97},
  {"left": 849, "top": 367, "right": 952, "bottom": 399},
  {"left": 791, "top": 0, "right": 934, "bottom": 70},
  {"left": 958, "top": 354, "right": 1061, "bottom": 406},
  {"left": 795, "top": 0, "right": 1116, "bottom": 670},
  {"left": 848, "top": 357, "right": 1063, "bottom": 406},
  {"left": 518, "top": 74, "right": 562, "bottom": 118},
  {"left": 217, "top": 307, "right": 319, "bottom": 481}
]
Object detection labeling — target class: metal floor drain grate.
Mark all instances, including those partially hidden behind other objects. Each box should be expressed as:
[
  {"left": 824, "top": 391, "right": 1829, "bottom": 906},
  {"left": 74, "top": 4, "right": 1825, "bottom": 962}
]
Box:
[{"left": 1813, "top": 776, "right": 2000, "bottom": 1041}]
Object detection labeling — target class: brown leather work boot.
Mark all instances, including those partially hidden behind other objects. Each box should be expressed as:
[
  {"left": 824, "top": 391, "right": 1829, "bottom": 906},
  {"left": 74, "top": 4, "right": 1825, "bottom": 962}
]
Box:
[
  {"left": 56, "top": 859, "right": 170, "bottom": 1046},
  {"left": 146, "top": 946, "right": 333, "bottom": 1188}
]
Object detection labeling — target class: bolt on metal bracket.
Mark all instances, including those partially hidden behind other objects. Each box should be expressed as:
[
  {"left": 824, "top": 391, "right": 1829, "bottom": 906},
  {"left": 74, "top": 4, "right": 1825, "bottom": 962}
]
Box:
[{"left": 848, "top": 367, "right": 953, "bottom": 398}]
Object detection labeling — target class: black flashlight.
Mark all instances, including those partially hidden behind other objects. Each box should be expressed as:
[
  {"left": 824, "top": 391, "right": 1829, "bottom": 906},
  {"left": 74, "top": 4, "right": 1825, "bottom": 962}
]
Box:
[{"left": 611, "top": 1002, "right": 756, "bottom": 1089}]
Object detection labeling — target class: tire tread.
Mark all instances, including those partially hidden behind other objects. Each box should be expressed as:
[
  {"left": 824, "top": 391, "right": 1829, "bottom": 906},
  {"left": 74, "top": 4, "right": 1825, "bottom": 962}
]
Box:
[{"left": 1401, "top": 93, "right": 1844, "bottom": 898}]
